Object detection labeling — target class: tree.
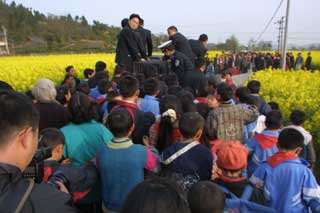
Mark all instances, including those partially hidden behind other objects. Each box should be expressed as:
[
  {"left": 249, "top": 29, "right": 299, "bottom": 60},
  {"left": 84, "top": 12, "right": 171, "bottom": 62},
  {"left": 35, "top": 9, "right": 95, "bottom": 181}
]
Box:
[{"left": 225, "top": 35, "right": 240, "bottom": 51}]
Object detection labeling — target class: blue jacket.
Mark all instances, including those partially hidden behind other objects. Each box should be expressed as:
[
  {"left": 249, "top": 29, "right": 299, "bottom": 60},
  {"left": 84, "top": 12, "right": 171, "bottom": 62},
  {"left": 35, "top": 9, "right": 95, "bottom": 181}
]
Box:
[
  {"left": 97, "top": 139, "right": 147, "bottom": 212},
  {"left": 139, "top": 95, "right": 160, "bottom": 116},
  {"left": 246, "top": 130, "right": 279, "bottom": 176},
  {"left": 250, "top": 157, "right": 320, "bottom": 212}
]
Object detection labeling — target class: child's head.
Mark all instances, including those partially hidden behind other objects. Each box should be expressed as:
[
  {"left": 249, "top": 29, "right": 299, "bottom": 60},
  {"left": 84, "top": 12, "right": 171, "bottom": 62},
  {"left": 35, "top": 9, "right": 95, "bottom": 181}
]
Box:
[
  {"left": 247, "top": 80, "right": 261, "bottom": 94},
  {"left": 107, "top": 90, "right": 122, "bottom": 102},
  {"left": 216, "top": 141, "right": 248, "bottom": 177},
  {"left": 98, "top": 79, "right": 112, "bottom": 95},
  {"left": 179, "top": 112, "right": 204, "bottom": 141},
  {"left": 65, "top": 65, "right": 76, "bottom": 76},
  {"left": 121, "top": 178, "right": 190, "bottom": 213},
  {"left": 114, "top": 64, "right": 126, "bottom": 76},
  {"left": 165, "top": 73, "right": 179, "bottom": 87},
  {"left": 290, "top": 110, "right": 306, "bottom": 126},
  {"left": 95, "top": 61, "right": 107, "bottom": 72},
  {"left": 62, "top": 74, "right": 74, "bottom": 88},
  {"left": 221, "top": 69, "right": 232, "bottom": 80},
  {"left": 118, "top": 76, "right": 140, "bottom": 99},
  {"left": 216, "top": 83, "right": 233, "bottom": 103},
  {"left": 144, "top": 78, "right": 160, "bottom": 96},
  {"left": 235, "top": 87, "right": 254, "bottom": 105},
  {"left": 107, "top": 109, "right": 133, "bottom": 138},
  {"left": 278, "top": 128, "right": 304, "bottom": 153},
  {"left": 83, "top": 68, "right": 95, "bottom": 79},
  {"left": 39, "top": 128, "right": 65, "bottom": 161},
  {"left": 265, "top": 110, "right": 283, "bottom": 130},
  {"left": 188, "top": 181, "right": 226, "bottom": 213},
  {"left": 268, "top": 101, "right": 280, "bottom": 110}
]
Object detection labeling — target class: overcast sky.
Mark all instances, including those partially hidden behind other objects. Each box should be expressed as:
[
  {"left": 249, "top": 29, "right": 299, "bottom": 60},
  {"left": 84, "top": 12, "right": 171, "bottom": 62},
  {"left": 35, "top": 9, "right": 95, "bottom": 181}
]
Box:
[{"left": 8, "top": 0, "right": 320, "bottom": 45}]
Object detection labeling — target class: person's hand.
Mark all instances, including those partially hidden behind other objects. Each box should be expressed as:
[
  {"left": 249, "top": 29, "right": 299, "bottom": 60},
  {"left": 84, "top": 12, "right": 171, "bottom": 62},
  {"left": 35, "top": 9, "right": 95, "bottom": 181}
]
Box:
[
  {"left": 61, "top": 158, "right": 72, "bottom": 165},
  {"left": 143, "top": 135, "right": 150, "bottom": 147},
  {"left": 56, "top": 181, "right": 69, "bottom": 194}
]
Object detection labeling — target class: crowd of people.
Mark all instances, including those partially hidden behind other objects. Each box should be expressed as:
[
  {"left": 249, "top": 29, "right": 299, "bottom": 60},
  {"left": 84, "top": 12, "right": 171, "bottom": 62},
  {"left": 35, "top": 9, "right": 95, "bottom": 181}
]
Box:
[{"left": 0, "top": 13, "right": 319, "bottom": 213}]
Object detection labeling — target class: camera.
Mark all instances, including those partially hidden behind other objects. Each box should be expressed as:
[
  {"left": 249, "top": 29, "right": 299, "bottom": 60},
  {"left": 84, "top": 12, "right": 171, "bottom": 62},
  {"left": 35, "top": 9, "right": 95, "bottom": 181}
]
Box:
[{"left": 23, "top": 147, "right": 52, "bottom": 183}]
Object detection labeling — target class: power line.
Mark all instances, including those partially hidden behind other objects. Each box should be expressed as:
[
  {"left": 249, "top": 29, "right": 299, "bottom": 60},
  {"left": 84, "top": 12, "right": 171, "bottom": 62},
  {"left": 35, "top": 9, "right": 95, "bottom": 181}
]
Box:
[{"left": 255, "top": 0, "right": 284, "bottom": 43}]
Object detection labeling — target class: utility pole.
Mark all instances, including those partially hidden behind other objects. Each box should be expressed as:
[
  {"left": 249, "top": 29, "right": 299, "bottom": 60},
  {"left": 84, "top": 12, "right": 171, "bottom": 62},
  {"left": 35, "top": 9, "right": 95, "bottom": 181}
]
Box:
[
  {"left": 275, "top": 16, "right": 285, "bottom": 52},
  {"left": 281, "top": 0, "right": 290, "bottom": 70}
]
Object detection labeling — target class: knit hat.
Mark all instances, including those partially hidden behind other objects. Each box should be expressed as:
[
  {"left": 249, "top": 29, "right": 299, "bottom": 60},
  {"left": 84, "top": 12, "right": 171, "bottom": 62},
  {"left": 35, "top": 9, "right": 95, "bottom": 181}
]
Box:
[
  {"left": 32, "top": 78, "right": 57, "bottom": 103},
  {"left": 216, "top": 141, "right": 248, "bottom": 170}
]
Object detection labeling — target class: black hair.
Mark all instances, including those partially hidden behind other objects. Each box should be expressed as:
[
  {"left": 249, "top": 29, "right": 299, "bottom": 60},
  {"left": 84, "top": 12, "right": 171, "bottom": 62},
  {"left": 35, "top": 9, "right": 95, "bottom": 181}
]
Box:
[
  {"left": 61, "top": 74, "right": 74, "bottom": 86},
  {"left": 168, "top": 86, "right": 182, "bottom": 96},
  {"left": 167, "top": 26, "right": 178, "bottom": 32},
  {"left": 39, "top": 128, "right": 65, "bottom": 149},
  {"left": 247, "top": 80, "right": 261, "bottom": 94},
  {"left": 195, "top": 58, "right": 206, "bottom": 69},
  {"left": 265, "top": 110, "right": 283, "bottom": 130},
  {"left": 69, "top": 92, "right": 98, "bottom": 124},
  {"left": 208, "top": 76, "right": 220, "bottom": 89},
  {"left": 106, "top": 90, "right": 121, "bottom": 102},
  {"left": 199, "top": 34, "right": 208, "bottom": 42},
  {"left": 95, "top": 61, "right": 107, "bottom": 72},
  {"left": 143, "top": 64, "right": 158, "bottom": 79},
  {"left": 278, "top": 128, "right": 304, "bottom": 150},
  {"left": 165, "top": 73, "right": 179, "bottom": 87},
  {"left": 235, "top": 87, "right": 255, "bottom": 105},
  {"left": 95, "top": 71, "right": 109, "bottom": 82},
  {"left": 98, "top": 79, "right": 112, "bottom": 95},
  {"left": 139, "top": 18, "right": 144, "bottom": 25},
  {"left": 121, "top": 18, "right": 129, "bottom": 28},
  {"left": 56, "top": 86, "right": 70, "bottom": 105},
  {"left": 290, "top": 110, "right": 306, "bottom": 125},
  {"left": 268, "top": 101, "right": 280, "bottom": 110},
  {"left": 177, "top": 90, "right": 196, "bottom": 113},
  {"left": 0, "top": 90, "right": 39, "bottom": 147},
  {"left": 197, "top": 85, "right": 209, "bottom": 98},
  {"left": 65, "top": 65, "right": 74, "bottom": 73},
  {"left": 197, "top": 103, "right": 210, "bottom": 120},
  {"left": 179, "top": 112, "right": 204, "bottom": 139},
  {"left": 144, "top": 78, "right": 160, "bottom": 96},
  {"left": 0, "top": 81, "right": 13, "bottom": 90},
  {"left": 129, "top": 13, "right": 140, "bottom": 20},
  {"left": 118, "top": 76, "right": 140, "bottom": 98},
  {"left": 157, "top": 95, "right": 180, "bottom": 153},
  {"left": 188, "top": 181, "right": 225, "bottom": 213},
  {"left": 107, "top": 100, "right": 119, "bottom": 114},
  {"left": 216, "top": 83, "right": 233, "bottom": 102},
  {"left": 107, "top": 109, "right": 133, "bottom": 138},
  {"left": 121, "top": 178, "right": 190, "bottom": 213},
  {"left": 84, "top": 68, "right": 94, "bottom": 79},
  {"left": 114, "top": 64, "right": 126, "bottom": 76}
]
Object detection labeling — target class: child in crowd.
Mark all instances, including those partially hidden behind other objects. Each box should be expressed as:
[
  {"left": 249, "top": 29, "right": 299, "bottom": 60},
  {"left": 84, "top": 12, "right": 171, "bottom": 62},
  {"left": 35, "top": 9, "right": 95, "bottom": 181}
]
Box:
[
  {"left": 246, "top": 110, "right": 282, "bottom": 176},
  {"left": 112, "top": 75, "right": 150, "bottom": 145},
  {"left": 206, "top": 83, "right": 259, "bottom": 142},
  {"left": 149, "top": 95, "right": 181, "bottom": 153},
  {"left": 247, "top": 80, "right": 271, "bottom": 116},
  {"left": 161, "top": 112, "right": 213, "bottom": 183},
  {"left": 286, "top": 110, "right": 316, "bottom": 170},
  {"left": 188, "top": 181, "right": 226, "bottom": 213},
  {"left": 250, "top": 128, "right": 320, "bottom": 212},
  {"left": 121, "top": 178, "right": 190, "bottom": 213},
  {"left": 96, "top": 109, "right": 158, "bottom": 212},
  {"left": 83, "top": 68, "right": 95, "bottom": 82},
  {"left": 139, "top": 78, "right": 160, "bottom": 116}
]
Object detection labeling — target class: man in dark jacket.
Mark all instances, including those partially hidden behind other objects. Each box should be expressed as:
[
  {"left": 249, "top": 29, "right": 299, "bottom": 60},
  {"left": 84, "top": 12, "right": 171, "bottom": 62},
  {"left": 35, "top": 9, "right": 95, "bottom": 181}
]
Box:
[
  {"left": 167, "top": 26, "right": 196, "bottom": 62},
  {"left": 160, "top": 41, "right": 194, "bottom": 85},
  {"left": 189, "top": 34, "right": 208, "bottom": 60},
  {"left": 305, "top": 52, "right": 312, "bottom": 70},
  {"left": 137, "top": 18, "right": 153, "bottom": 57},
  {"left": 182, "top": 58, "right": 208, "bottom": 95},
  {"left": 0, "top": 90, "right": 77, "bottom": 213},
  {"left": 115, "top": 14, "right": 147, "bottom": 71}
]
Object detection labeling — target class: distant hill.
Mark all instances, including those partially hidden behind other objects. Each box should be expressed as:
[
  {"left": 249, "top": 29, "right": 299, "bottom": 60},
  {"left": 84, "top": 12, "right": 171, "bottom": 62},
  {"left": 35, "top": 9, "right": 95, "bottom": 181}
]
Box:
[{"left": 0, "top": 0, "right": 155, "bottom": 54}]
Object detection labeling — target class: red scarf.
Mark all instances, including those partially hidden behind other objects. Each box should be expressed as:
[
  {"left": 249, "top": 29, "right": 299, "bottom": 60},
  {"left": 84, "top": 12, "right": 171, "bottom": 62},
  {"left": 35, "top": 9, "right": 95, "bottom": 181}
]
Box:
[
  {"left": 196, "top": 97, "right": 207, "bottom": 103},
  {"left": 267, "top": 152, "right": 298, "bottom": 167},
  {"left": 255, "top": 134, "right": 278, "bottom": 150}
]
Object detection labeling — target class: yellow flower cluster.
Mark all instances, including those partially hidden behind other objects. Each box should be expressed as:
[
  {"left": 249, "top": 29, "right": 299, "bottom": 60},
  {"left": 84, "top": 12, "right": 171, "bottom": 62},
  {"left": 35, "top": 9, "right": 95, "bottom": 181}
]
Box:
[
  {"left": 0, "top": 53, "right": 116, "bottom": 91},
  {"left": 251, "top": 69, "right": 320, "bottom": 179}
]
